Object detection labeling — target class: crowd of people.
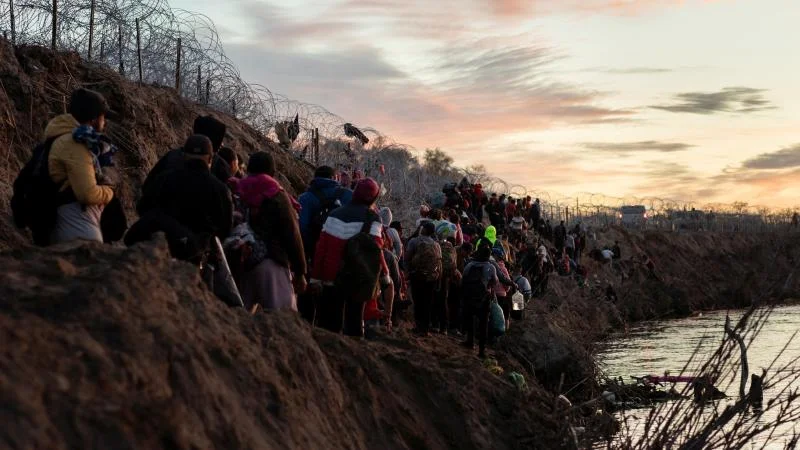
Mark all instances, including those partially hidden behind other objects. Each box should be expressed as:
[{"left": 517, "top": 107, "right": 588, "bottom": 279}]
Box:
[{"left": 12, "top": 87, "right": 625, "bottom": 359}]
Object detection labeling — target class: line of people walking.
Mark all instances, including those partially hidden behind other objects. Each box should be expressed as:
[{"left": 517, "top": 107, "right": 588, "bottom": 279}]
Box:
[{"left": 11, "top": 88, "right": 554, "bottom": 355}]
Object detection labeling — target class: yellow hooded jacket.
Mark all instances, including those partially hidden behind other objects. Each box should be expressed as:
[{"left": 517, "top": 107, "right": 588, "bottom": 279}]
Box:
[{"left": 46, "top": 114, "right": 114, "bottom": 205}]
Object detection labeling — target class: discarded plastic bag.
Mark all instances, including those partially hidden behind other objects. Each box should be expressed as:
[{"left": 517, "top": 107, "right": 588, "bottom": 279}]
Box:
[{"left": 490, "top": 300, "right": 505, "bottom": 336}]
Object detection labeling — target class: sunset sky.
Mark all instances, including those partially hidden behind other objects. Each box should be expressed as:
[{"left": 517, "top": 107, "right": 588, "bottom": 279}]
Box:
[{"left": 172, "top": 0, "right": 800, "bottom": 207}]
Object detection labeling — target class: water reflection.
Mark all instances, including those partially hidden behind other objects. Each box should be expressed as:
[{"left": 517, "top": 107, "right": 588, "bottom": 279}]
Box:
[{"left": 597, "top": 305, "right": 800, "bottom": 448}]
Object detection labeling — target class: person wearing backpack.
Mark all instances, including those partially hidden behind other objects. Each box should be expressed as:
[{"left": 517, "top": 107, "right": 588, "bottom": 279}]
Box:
[
  {"left": 235, "top": 152, "right": 306, "bottom": 311},
  {"left": 432, "top": 233, "right": 459, "bottom": 334},
  {"left": 310, "top": 178, "right": 390, "bottom": 337},
  {"left": 297, "top": 166, "right": 353, "bottom": 324},
  {"left": 298, "top": 165, "right": 353, "bottom": 261},
  {"left": 128, "top": 135, "right": 233, "bottom": 271},
  {"left": 404, "top": 221, "right": 442, "bottom": 335},
  {"left": 460, "top": 244, "right": 498, "bottom": 358},
  {"left": 44, "top": 88, "right": 117, "bottom": 244}
]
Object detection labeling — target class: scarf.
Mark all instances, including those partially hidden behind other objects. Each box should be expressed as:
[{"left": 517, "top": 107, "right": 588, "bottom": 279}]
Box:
[
  {"left": 237, "top": 174, "right": 301, "bottom": 215},
  {"left": 72, "top": 125, "right": 118, "bottom": 175}
]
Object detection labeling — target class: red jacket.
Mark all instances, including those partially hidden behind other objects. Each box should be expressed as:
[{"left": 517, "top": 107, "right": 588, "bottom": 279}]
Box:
[{"left": 311, "top": 204, "right": 389, "bottom": 320}]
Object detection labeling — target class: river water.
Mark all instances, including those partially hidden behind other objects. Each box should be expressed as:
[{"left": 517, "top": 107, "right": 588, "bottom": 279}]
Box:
[{"left": 598, "top": 305, "right": 800, "bottom": 449}]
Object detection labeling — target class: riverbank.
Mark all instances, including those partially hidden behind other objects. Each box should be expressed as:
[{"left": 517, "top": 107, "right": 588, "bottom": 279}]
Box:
[{"left": 498, "top": 226, "right": 800, "bottom": 405}]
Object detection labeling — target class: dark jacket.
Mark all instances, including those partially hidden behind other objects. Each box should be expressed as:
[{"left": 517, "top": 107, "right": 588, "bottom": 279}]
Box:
[
  {"left": 141, "top": 148, "right": 183, "bottom": 198},
  {"left": 143, "top": 148, "right": 231, "bottom": 192},
  {"left": 211, "top": 156, "right": 233, "bottom": 184},
  {"left": 137, "top": 158, "right": 233, "bottom": 240},
  {"left": 249, "top": 190, "right": 307, "bottom": 277}
]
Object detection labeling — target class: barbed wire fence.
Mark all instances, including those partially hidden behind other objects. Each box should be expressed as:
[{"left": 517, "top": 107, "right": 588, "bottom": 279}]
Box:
[{"left": 1, "top": 0, "right": 796, "bottom": 234}]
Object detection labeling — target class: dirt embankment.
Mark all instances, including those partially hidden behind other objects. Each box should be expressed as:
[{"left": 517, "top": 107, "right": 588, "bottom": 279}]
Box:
[
  {"left": 0, "top": 238, "right": 566, "bottom": 450},
  {"left": 0, "top": 39, "right": 313, "bottom": 250}
]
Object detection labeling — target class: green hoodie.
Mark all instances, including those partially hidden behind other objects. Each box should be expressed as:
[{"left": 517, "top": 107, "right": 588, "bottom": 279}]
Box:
[{"left": 484, "top": 225, "right": 497, "bottom": 245}]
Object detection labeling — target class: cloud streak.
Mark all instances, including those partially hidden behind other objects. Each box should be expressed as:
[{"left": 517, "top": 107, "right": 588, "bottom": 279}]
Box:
[
  {"left": 650, "top": 87, "right": 776, "bottom": 115},
  {"left": 581, "top": 140, "right": 694, "bottom": 154},
  {"left": 740, "top": 144, "right": 800, "bottom": 170}
]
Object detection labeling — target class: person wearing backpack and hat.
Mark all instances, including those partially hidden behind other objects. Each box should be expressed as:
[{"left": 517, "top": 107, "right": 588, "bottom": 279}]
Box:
[
  {"left": 128, "top": 135, "right": 233, "bottom": 263},
  {"left": 297, "top": 166, "right": 353, "bottom": 323},
  {"left": 46, "top": 88, "right": 118, "bottom": 244},
  {"left": 310, "top": 178, "right": 390, "bottom": 337},
  {"left": 298, "top": 165, "right": 353, "bottom": 261},
  {"left": 404, "top": 221, "right": 442, "bottom": 336}
]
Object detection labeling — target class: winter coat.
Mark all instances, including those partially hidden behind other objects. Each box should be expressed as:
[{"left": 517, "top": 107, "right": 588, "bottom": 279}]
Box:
[
  {"left": 46, "top": 114, "right": 114, "bottom": 243},
  {"left": 140, "top": 148, "right": 183, "bottom": 198},
  {"left": 297, "top": 177, "right": 353, "bottom": 251},
  {"left": 310, "top": 203, "right": 388, "bottom": 285},
  {"left": 137, "top": 158, "right": 233, "bottom": 241},
  {"left": 238, "top": 174, "right": 306, "bottom": 278}
]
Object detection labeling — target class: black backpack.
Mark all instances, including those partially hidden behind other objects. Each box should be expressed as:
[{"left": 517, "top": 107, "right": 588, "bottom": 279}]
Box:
[
  {"left": 307, "top": 187, "right": 342, "bottom": 258},
  {"left": 462, "top": 263, "right": 491, "bottom": 306},
  {"left": 335, "top": 212, "right": 382, "bottom": 303},
  {"left": 11, "top": 138, "right": 64, "bottom": 246}
]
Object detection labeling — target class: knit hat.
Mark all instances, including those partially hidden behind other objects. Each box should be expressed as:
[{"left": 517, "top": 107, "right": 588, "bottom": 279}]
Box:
[
  {"left": 379, "top": 207, "right": 393, "bottom": 226},
  {"left": 193, "top": 115, "right": 227, "bottom": 151},
  {"left": 352, "top": 178, "right": 380, "bottom": 205},
  {"left": 69, "top": 88, "right": 117, "bottom": 122}
]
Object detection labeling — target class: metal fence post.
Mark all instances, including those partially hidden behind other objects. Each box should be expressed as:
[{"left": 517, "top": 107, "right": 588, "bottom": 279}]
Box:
[
  {"left": 135, "top": 18, "right": 142, "bottom": 83},
  {"left": 50, "top": 0, "right": 57, "bottom": 50},
  {"left": 9, "top": 0, "right": 15, "bottom": 45},
  {"left": 117, "top": 22, "right": 124, "bottom": 75},
  {"left": 87, "top": 0, "right": 95, "bottom": 59},
  {"left": 174, "top": 38, "right": 182, "bottom": 91}
]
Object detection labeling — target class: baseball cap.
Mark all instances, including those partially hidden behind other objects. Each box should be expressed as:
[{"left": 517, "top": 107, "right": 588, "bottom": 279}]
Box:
[
  {"left": 183, "top": 135, "right": 213, "bottom": 156},
  {"left": 69, "top": 88, "right": 118, "bottom": 122}
]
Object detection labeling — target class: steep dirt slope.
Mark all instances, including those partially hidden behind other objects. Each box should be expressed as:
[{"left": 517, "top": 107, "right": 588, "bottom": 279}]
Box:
[
  {"left": 0, "top": 40, "right": 313, "bottom": 250},
  {"left": 0, "top": 238, "right": 564, "bottom": 450}
]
